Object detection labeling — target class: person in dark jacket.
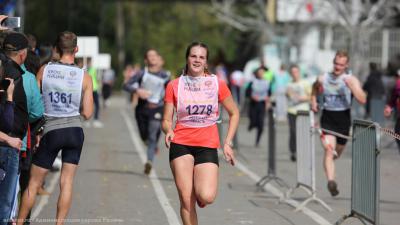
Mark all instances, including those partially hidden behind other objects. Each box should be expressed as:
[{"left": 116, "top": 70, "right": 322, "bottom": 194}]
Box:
[
  {"left": 0, "top": 32, "right": 29, "bottom": 225},
  {"left": 363, "top": 62, "right": 385, "bottom": 123}
]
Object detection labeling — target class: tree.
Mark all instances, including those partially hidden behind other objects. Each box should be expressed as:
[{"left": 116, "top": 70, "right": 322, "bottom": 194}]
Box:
[
  {"left": 210, "top": 0, "right": 321, "bottom": 64},
  {"left": 327, "top": 0, "right": 400, "bottom": 78},
  {"left": 211, "top": 0, "right": 275, "bottom": 53}
]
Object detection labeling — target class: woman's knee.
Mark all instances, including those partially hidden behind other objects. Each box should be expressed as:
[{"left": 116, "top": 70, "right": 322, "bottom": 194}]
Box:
[{"left": 196, "top": 191, "right": 216, "bottom": 205}]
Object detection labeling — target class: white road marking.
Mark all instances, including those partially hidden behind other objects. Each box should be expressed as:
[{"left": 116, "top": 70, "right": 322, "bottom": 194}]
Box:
[
  {"left": 121, "top": 110, "right": 181, "bottom": 225},
  {"left": 31, "top": 170, "right": 61, "bottom": 219},
  {"left": 234, "top": 160, "right": 332, "bottom": 225}
]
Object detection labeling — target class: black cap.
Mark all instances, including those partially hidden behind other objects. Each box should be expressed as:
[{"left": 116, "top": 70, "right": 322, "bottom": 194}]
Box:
[{"left": 3, "top": 32, "right": 29, "bottom": 51}]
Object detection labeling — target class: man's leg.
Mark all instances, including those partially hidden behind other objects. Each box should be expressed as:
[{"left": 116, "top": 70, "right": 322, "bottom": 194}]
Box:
[
  {"left": 144, "top": 119, "right": 161, "bottom": 175},
  {"left": 323, "top": 135, "right": 337, "bottom": 181},
  {"left": 135, "top": 107, "right": 149, "bottom": 143},
  {"left": 93, "top": 91, "right": 100, "bottom": 120},
  {"left": 56, "top": 163, "right": 78, "bottom": 225},
  {"left": 17, "top": 165, "right": 49, "bottom": 225},
  {"left": 255, "top": 102, "right": 265, "bottom": 146}
]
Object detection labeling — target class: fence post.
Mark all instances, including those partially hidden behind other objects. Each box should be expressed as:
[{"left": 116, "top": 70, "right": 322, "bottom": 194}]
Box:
[{"left": 256, "top": 107, "right": 289, "bottom": 190}]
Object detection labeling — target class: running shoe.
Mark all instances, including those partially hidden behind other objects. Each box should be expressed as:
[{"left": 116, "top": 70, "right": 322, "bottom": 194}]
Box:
[
  {"left": 93, "top": 120, "right": 104, "bottom": 128},
  {"left": 83, "top": 121, "right": 91, "bottom": 128},
  {"left": 327, "top": 180, "right": 339, "bottom": 197},
  {"left": 144, "top": 161, "right": 152, "bottom": 175},
  {"left": 197, "top": 199, "right": 206, "bottom": 208}
]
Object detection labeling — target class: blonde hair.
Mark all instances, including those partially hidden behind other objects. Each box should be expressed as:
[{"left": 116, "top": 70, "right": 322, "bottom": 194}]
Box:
[{"left": 335, "top": 50, "right": 350, "bottom": 62}]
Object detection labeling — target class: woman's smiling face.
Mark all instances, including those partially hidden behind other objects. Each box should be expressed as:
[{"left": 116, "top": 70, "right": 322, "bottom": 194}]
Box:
[{"left": 187, "top": 46, "right": 208, "bottom": 77}]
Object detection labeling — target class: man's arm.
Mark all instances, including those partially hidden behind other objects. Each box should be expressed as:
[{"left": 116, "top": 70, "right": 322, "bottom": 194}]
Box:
[
  {"left": 0, "top": 131, "right": 22, "bottom": 150},
  {"left": 36, "top": 65, "right": 45, "bottom": 91},
  {"left": 81, "top": 72, "right": 94, "bottom": 120},
  {"left": 123, "top": 71, "right": 143, "bottom": 93},
  {"left": 311, "top": 75, "right": 323, "bottom": 112},
  {"left": 345, "top": 76, "right": 366, "bottom": 104}
]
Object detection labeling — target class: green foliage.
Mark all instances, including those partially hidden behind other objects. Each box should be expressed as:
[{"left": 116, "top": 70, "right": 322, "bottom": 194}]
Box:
[
  {"left": 24, "top": 1, "right": 242, "bottom": 78},
  {"left": 123, "top": 2, "right": 241, "bottom": 76}
]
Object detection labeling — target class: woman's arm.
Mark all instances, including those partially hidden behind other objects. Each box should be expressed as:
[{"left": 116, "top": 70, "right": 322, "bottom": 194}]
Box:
[
  {"left": 221, "top": 96, "right": 239, "bottom": 165},
  {"left": 162, "top": 102, "right": 175, "bottom": 148}
]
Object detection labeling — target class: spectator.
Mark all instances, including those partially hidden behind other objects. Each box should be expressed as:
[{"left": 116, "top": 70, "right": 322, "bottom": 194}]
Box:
[
  {"left": 0, "top": 32, "right": 29, "bottom": 225},
  {"left": 363, "top": 62, "right": 385, "bottom": 124},
  {"left": 384, "top": 69, "right": 400, "bottom": 154},
  {"left": 286, "top": 65, "right": 311, "bottom": 162},
  {"left": 273, "top": 64, "right": 291, "bottom": 122},
  {"left": 101, "top": 68, "right": 115, "bottom": 108}
]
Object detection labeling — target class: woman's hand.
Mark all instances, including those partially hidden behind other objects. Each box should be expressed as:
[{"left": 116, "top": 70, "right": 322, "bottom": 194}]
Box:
[
  {"left": 164, "top": 130, "right": 175, "bottom": 149},
  {"left": 223, "top": 143, "right": 235, "bottom": 166}
]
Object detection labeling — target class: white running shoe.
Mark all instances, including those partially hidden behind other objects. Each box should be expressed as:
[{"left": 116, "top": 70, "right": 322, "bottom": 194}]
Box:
[
  {"left": 93, "top": 120, "right": 104, "bottom": 128},
  {"left": 83, "top": 121, "right": 91, "bottom": 128}
]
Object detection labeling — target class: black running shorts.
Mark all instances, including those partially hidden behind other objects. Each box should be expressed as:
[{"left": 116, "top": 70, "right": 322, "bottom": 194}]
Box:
[
  {"left": 321, "top": 109, "right": 351, "bottom": 145},
  {"left": 169, "top": 142, "right": 219, "bottom": 166},
  {"left": 32, "top": 127, "right": 84, "bottom": 169}
]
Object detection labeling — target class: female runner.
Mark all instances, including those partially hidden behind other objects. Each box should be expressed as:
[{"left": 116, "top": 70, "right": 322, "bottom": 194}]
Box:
[{"left": 162, "top": 42, "right": 239, "bottom": 225}]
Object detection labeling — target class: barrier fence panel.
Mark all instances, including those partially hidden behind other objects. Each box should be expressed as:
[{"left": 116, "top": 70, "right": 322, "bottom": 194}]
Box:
[
  {"left": 296, "top": 111, "right": 313, "bottom": 189},
  {"left": 336, "top": 119, "right": 381, "bottom": 225},
  {"left": 284, "top": 111, "right": 332, "bottom": 212}
]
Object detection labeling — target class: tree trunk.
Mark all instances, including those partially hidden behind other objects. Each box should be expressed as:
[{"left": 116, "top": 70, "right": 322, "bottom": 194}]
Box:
[
  {"left": 349, "top": 26, "right": 369, "bottom": 80},
  {"left": 116, "top": 1, "right": 125, "bottom": 75}
]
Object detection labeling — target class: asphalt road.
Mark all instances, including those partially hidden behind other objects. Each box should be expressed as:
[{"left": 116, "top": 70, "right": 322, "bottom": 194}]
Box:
[{"left": 31, "top": 94, "right": 400, "bottom": 225}]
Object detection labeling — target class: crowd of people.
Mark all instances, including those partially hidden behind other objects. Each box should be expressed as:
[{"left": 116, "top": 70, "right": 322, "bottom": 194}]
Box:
[{"left": 206, "top": 50, "right": 399, "bottom": 200}]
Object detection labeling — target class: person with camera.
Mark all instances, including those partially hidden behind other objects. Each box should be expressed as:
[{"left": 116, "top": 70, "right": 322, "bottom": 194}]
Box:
[
  {"left": 0, "top": 32, "right": 31, "bottom": 225},
  {"left": 0, "top": 77, "right": 23, "bottom": 150},
  {"left": 17, "top": 31, "right": 93, "bottom": 225},
  {"left": 0, "top": 77, "right": 23, "bottom": 149}
]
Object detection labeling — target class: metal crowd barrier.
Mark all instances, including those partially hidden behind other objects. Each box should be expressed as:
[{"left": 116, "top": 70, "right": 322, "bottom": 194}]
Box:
[
  {"left": 283, "top": 111, "right": 332, "bottom": 212},
  {"left": 336, "top": 119, "right": 381, "bottom": 225},
  {"left": 256, "top": 107, "right": 289, "bottom": 190}
]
